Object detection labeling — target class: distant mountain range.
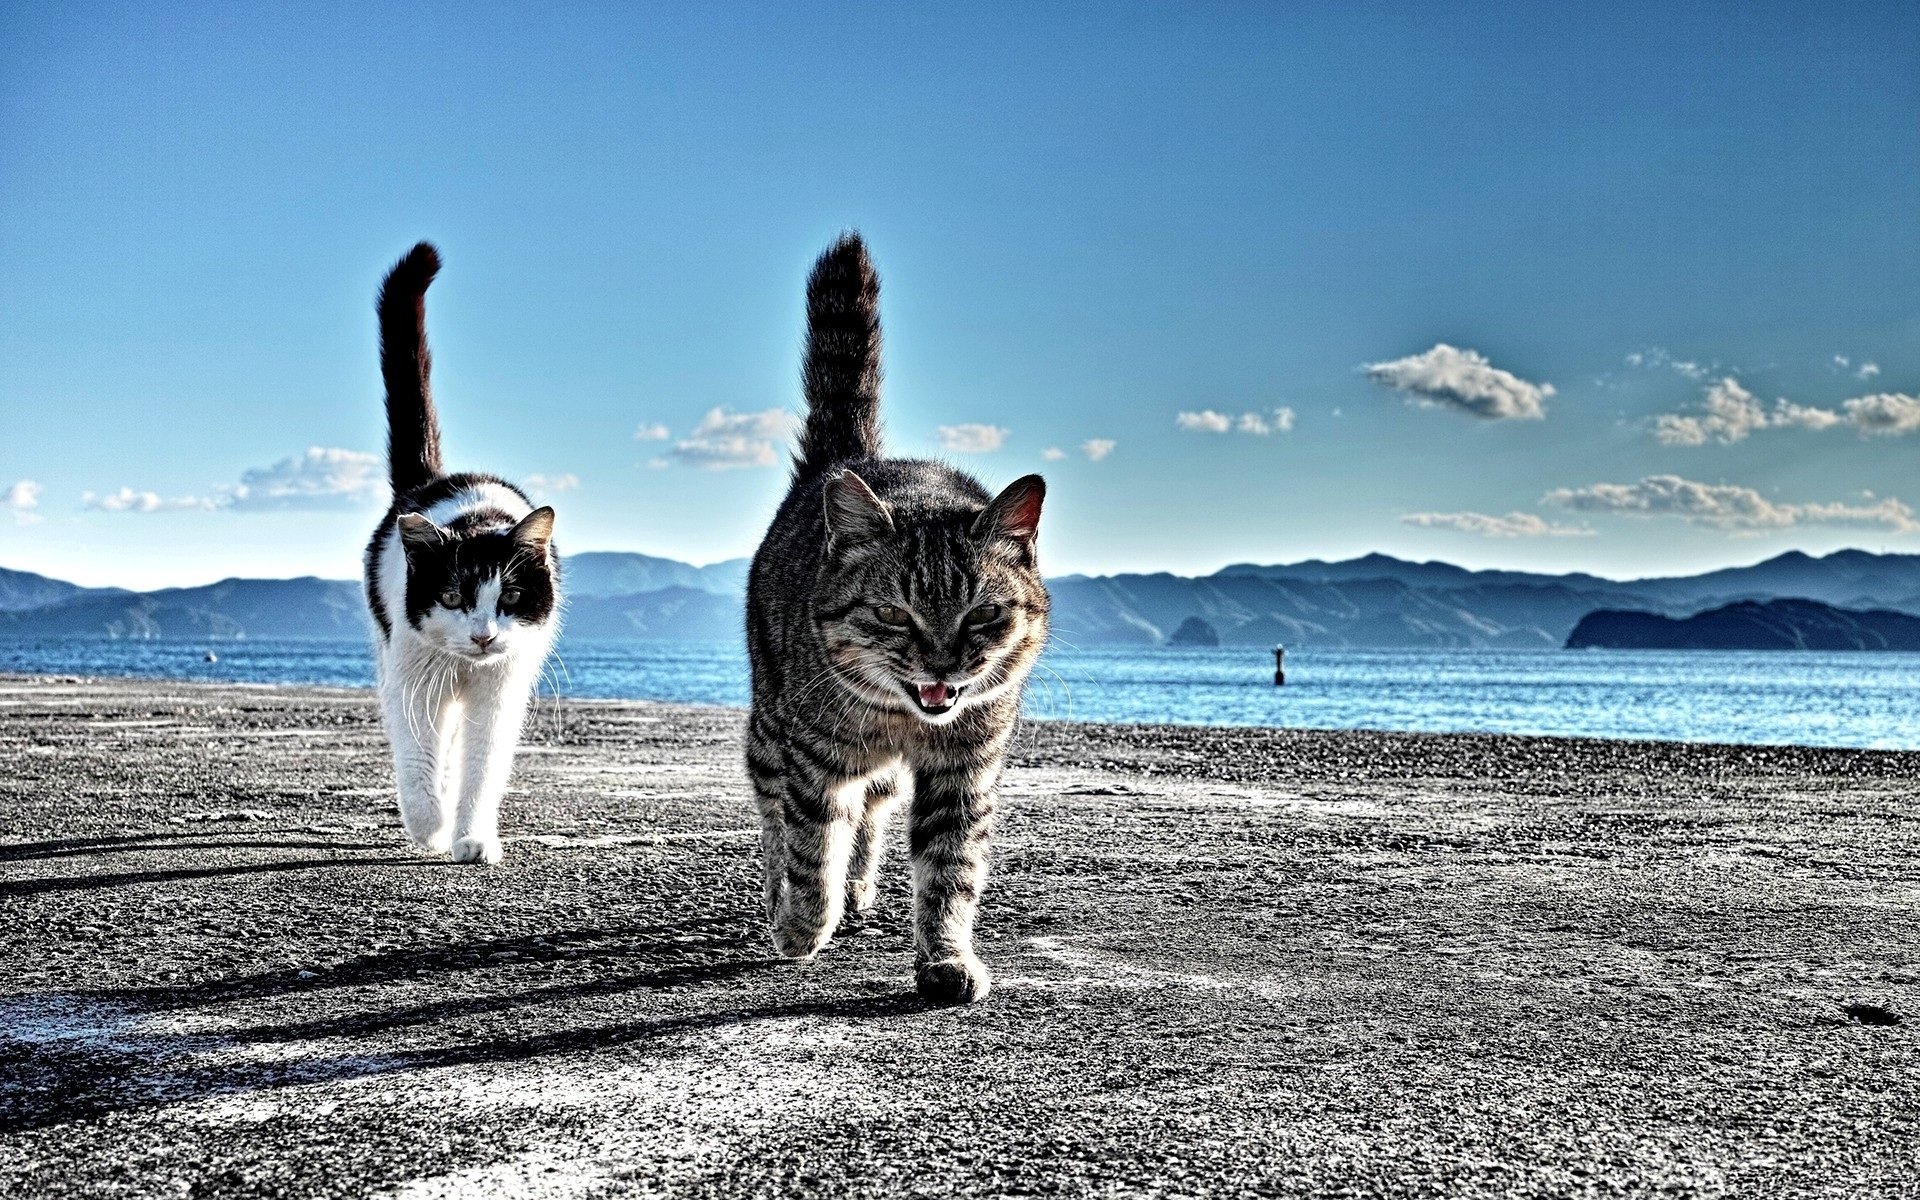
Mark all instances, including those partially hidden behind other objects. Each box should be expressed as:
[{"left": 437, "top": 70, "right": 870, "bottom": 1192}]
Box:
[
  {"left": 4, "top": 549, "right": 1919, "bottom": 649},
  {"left": 562, "top": 552, "right": 749, "bottom": 599},
  {"left": 1568, "top": 599, "right": 1920, "bottom": 652},
  {"left": 1050, "top": 549, "right": 1920, "bottom": 648},
  {"left": 0, "top": 567, "right": 125, "bottom": 612}
]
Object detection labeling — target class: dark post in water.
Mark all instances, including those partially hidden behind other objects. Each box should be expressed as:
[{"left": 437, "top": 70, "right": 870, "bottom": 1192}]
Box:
[{"left": 1273, "top": 645, "right": 1286, "bottom": 686}]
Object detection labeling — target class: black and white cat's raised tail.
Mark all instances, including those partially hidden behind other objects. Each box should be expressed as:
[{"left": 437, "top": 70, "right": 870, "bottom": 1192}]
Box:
[{"left": 363, "top": 242, "right": 562, "bottom": 865}]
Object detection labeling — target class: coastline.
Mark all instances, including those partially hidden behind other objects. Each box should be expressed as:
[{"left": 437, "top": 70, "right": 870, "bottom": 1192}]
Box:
[
  {"left": 1, "top": 673, "right": 1915, "bottom": 1197},
  {"left": 6, "top": 638, "right": 1920, "bottom": 751}
]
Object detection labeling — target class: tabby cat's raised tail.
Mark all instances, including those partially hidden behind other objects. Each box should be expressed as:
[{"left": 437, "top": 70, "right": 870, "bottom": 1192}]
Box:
[
  {"left": 795, "top": 231, "right": 883, "bottom": 477},
  {"left": 377, "top": 241, "right": 446, "bottom": 494}
]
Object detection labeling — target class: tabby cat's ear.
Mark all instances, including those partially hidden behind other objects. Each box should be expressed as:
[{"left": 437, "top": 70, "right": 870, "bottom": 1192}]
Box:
[
  {"left": 396, "top": 513, "right": 448, "bottom": 551},
  {"left": 511, "top": 506, "right": 556, "bottom": 553},
  {"left": 824, "top": 470, "right": 894, "bottom": 549},
  {"left": 972, "top": 474, "right": 1045, "bottom": 546}
]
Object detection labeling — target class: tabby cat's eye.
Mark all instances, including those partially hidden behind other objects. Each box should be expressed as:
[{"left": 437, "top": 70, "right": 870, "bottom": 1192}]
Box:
[
  {"left": 500, "top": 589, "right": 522, "bottom": 606},
  {"left": 438, "top": 588, "right": 462, "bottom": 609},
  {"left": 966, "top": 603, "right": 1005, "bottom": 626},
  {"left": 874, "top": 604, "right": 911, "bottom": 626}
]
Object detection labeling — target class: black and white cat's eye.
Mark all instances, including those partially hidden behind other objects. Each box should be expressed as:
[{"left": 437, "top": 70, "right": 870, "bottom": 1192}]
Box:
[
  {"left": 873, "top": 604, "right": 911, "bottom": 626},
  {"left": 966, "top": 603, "right": 1005, "bottom": 626},
  {"left": 438, "top": 588, "right": 462, "bottom": 609},
  {"left": 500, "top": 588, "right": 522, "bottom": 606}
]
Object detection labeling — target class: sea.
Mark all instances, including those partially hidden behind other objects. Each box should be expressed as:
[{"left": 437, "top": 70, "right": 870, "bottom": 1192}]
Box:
[{"left": 4, "top": 637, "right": 1917, "bottom": 750}]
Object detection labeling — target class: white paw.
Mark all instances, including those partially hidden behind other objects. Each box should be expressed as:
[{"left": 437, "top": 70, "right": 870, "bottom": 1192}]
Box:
[
  {"left": 406, "top": 827, "right": 453, "bottom": 855},
  {"left": 849, "top": 879, "right": 878, "bottom": 913},
  {"left": 450, "top": 836, "right": 503, "bottom": 865}
]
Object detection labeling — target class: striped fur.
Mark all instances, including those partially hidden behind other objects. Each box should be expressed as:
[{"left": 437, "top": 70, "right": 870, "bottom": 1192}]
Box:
[
  {"left": 745, "top": 234, "right": 1049, "bottom": 1004},
  {"left": 795, "top": 232, "right": 883, "bottom": 478}
]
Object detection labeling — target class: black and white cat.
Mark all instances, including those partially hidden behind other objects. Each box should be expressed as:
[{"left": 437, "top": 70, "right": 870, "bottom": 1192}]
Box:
[{"left": 363, "top": 242, "right": 561, "bottom": 865}]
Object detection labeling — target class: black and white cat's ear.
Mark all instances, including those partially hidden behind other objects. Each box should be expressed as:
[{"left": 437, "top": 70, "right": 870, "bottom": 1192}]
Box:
[
  {"left": 511, "top": 506, "right": 556, "bottom": 553},
  {"left": 824, "top": 470, "right": 894, "bottom": 548},
  {"left": 396, "top": 513, "right": 448, "bottom": 552},
  {"left": 972, "top": 474, "right": 1046, "bottom": 546}
]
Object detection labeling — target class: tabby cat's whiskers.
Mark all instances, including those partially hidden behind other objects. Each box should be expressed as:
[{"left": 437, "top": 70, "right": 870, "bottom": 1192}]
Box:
[{"left": 743, "top": 233, "right": 1050, "bottom": 1004}]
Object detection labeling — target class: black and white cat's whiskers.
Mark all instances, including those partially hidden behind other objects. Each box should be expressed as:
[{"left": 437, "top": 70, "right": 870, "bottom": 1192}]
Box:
[{"left": 362, "top": 242, "right": 562, "bottom": 866}]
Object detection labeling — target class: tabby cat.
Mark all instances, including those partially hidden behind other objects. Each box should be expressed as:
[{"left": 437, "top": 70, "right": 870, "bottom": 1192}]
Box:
[
  {"left": 745, "top": 233, "right": 1049, "bottom": 1004},
  {"left": 363, "top": 242, "right": 561, "bottom": 865}
]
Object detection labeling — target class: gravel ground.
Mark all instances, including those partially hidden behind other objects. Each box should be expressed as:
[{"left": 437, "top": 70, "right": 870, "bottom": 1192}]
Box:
[{"left": 0, "top": 673, "right": 1915, "bottom": 1198}]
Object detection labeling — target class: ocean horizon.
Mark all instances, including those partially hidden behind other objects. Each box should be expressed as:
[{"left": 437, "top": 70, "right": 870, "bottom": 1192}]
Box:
[{"left": 4, "top": 636, "right": 1915, "bottom": 752}]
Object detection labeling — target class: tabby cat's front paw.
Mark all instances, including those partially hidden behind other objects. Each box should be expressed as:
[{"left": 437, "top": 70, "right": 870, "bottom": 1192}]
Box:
[
  {"left": 771, "top": 920, "right": 830, "bottom": 961},
  {"left": 450, "top": 836, "right": 503, "bottom": 866},
  {"left": 849, "top": 878, "right": 878, "bottom": 913},
  {"left": 916, "top": 953, "right": 992, "bottom": 1005}
]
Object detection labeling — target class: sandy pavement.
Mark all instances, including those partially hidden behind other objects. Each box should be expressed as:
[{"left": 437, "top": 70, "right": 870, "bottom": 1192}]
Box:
[{"left": 0, "top": 673, "right": 1915, "bottom": 1198}]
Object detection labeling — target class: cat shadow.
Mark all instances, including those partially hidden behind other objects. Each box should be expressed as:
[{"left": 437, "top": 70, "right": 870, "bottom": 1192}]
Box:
[
  {"left": 0, "top": 915, "right": 933, "bottom": 1133},
  {"left": 103, "top": 914, "right": 758, "bottom": 1012},
  {"left": 0, "top": 854, "right": 425, "bottom": 898},
  {"left": 0, "top": 836, "right": 392, "bottom": 863},
  {"left": 0, "top": 828, "right": 372, "bottom": 861}
]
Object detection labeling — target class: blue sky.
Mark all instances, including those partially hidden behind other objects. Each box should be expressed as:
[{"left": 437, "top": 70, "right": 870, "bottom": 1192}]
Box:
[{"left": 2, "top": 1, "right": 1915, "bottom": 590}]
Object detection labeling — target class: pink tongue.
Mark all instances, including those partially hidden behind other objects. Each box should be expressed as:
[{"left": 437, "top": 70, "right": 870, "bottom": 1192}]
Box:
[{"left": 918, "top": 683, "right": 953, "bottom": 707}]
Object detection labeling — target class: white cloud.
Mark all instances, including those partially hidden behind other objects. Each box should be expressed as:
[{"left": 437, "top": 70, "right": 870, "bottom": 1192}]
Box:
[
  {"left": 633, "top": 422, "right": 671, "bottom": 441},
  {"left": 1656, "top": 381, "right": 1920, "bottom": 444},
  {"left": 1773, "top": 400, "right": 1845, "bottom": 431},
  {"left": 1544, "top": 474, "right": 1918, "bottom": 534},
  {"left": 225, "top": 447, "right": 383, "bottom": 511},
  {"left": 523, "top": 472, "right": 580, "bottom": 494},
  {"left": 81, "top": 447, "right": 588, "bottom": 513},
  {"left": 84, "top": 448, "right": 380, "bottom": 515},
  {"left": 83, "top": 487, "right": 219, "bottom": 513},
  {"left": 1236, "top": 408, "right": 1295, "bottom": 436},
  {"left": 1654, "top": 378, "right": 1848, "bottom": 445},
  {"left": 936, "top": 423, "right": 1007, "bottom": 454},
  {"left": 1832, "top": 356, "right": 1881, "bottom": 381},
  {"left": 1365, "top": 343, "right": 1553, "bottom": 420},
  {"left": 1401, "top": 510, "right": 1592, "bottom": 538},
  {"left": 5, "top": 480, "right": 42, "bottom": 525},
  {"left": 1795, "top": 497, "right": 1919, "bottom": 531},
  {"left": 1843, "top": 393, "right": 1920, "bottom": 437},
  {"left": 1081, "top": 438, "right": 1116, "bottom": 462},
  {"left": 1653, "top": 418, "right": 1710, "bottom": 446},
  {"left": 1175, "top": 410, "right": 1233, "bottom": 434},
  {"left": 1177, "top": 408, "right": 1292, "bottom": 436},
  {"left": 1041, "top": 447, "right": 1066, "bottom": 461},
  {"left": 661, "top": 407, "right": 796, "bottom": 470},
  {"left": 1653, "top": 378, "right": 1769, "bottom": 445},
  {"left": 1630, "top": 348, "right": 1713, "bottom": 380}
]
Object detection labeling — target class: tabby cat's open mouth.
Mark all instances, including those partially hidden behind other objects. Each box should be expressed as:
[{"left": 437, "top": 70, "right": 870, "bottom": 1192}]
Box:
[{"left": 911, "top": 681, "right": 964, "bottom": 715}]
